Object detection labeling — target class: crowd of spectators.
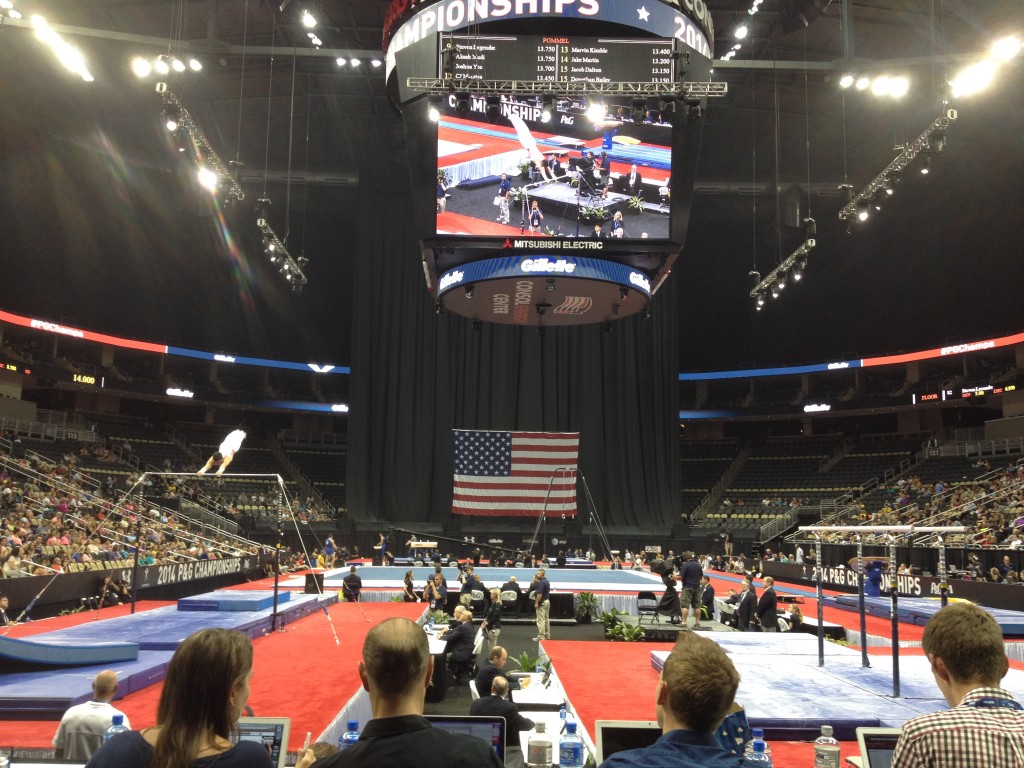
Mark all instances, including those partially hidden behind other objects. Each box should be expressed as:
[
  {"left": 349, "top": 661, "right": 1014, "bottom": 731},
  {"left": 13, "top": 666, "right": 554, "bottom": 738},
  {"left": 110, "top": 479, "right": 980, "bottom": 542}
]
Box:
[{"left": 1, "top": 447, "right": 270, "bottom": 586}]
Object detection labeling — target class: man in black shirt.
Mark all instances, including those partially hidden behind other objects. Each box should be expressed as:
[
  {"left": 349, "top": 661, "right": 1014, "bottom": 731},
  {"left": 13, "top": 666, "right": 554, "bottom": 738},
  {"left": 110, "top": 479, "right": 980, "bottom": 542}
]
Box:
[
  {"left": 440, "top": 606, "right": 477, "bottom": 682},
  {"left": 474, "top": 645, "right": 508, "bottom": 701},
  {"left": 342, "top": 566, "right": 362, "bottom": 602},
  {"left": 300, "top": 618, "right": 501, "bottom": 768},
  {"left": 532, "top": 569, "right": 551, "bottom": 641},
  {"left": 699, "top": 575, "right": 715, "bottom": 623},
  {"left": 470, "top": 675, "right": 534, "bottom": 762},
  {"left": 737, "top": 578, "right": 758, "bottom": 631},
  {"left": 678, "top": 553, "right": 704, "bottom": 629}
]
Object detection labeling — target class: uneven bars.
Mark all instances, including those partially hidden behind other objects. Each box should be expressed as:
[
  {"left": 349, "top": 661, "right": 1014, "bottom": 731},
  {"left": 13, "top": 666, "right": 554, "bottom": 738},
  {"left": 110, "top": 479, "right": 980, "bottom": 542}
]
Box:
[{"left": 143, "top": 471, "right": 286, "bottom": 482}]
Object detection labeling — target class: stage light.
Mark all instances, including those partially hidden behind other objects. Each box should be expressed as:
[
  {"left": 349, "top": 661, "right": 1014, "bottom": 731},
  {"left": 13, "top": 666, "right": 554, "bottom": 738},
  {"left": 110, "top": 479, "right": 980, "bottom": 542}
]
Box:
[
  {"left": 464, "top": 285, "right": 474, "bottom": 299},
  {"left": 188, "top": 58, "right": 202, "bottom": 72},
  {"left": 485, "top": 95, "right": 501, "bottom": 122},
  {"left": 548, "top": 280, "right": 557, "bottom": 293},
  {"left": 335, "top": 57, "right": 346, "bottom": 67},
  {"left": 949, "top": 59, "right": 996, "bottom": 98},
  {"left": 540, "top": 94, "right": 555, "bottom": 123},
  {"left": 132, "top": 57, "right": 152, "bottom": 78},
  {"left": 302, "top": 10, "right": 316, "bottom": 27},
  {"left": 349, "top": 58, "right": 360, "bottom": 67},
  {"left": 197, "top": 165, "right": 218, "bottom": 192},
  {"left": 856, "top": 200, "right": 870, "bottom": 221},
  {"left": 586, "top": 101, "right": 606, "bottom": 123},
  {"left": 172, "top": 127, "right": 190, "bottom": 152},
  {"left": 777, "top": 276, "right": 786, "bottom": 291},
  {"left": 771, "top": 288, "right": 779, "bottom": 299},
  {"left": 920, "top": 155, "right": 930, "bottom": 174},
  {"left": 927, "top": 130, "right": 946, "bottom": 154},
  {"left": 371, "top": 59, "right": 382, "bottom": 67},
  {"left": 991, "top": 36, "right": 1022, "bottom": 61},
  {"left": 428, "top": 105, "right": 440, "bottom": 121},
  {"left": 855, "top": 76, "right": 870, "bottom": 91},
  {"left": 163, "top": 104, "right": 181, "bottom": 132},
  {"left": 310, "top": 36, "right": 322, "bottom": 47},
  {"left": 154, "top": 56, "right": 170, "bottom": 75},
  {"left": 735, "top": 25, "right": 749, "bottom": 40},
  {"left": 171, "top": 57, "right": 185, "bottom": 73},
  {"left": 839, "top": 73, "right": 854, "bottom": 89},
  {"left": 756, "top": 295, "right": 765, "bottom": 307}
]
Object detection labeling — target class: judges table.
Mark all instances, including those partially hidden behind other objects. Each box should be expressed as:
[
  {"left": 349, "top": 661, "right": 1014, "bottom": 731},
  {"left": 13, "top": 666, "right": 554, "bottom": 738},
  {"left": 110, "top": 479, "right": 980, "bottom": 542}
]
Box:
[{"left": 509, "top": 673, "right": 566, "bottom": 712}]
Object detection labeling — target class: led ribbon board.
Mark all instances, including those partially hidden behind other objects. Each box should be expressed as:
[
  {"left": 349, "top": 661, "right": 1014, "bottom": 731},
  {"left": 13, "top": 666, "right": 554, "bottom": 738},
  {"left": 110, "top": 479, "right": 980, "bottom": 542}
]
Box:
[
  {"left": 437, "top": 254, "right": 652, "bottom": 325},
  {"left": 383, "top": 0, "right": 713, "bottom": 78}
]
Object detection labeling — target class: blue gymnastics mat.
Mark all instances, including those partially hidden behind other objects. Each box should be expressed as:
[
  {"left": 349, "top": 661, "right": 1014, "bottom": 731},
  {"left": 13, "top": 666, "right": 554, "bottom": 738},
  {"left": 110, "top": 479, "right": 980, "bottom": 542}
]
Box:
[
  {"left": 650, "top": 633, "right": 1024, "bottom": 740},
  {"left": 0, "top": 650, "right": 173, "bottom": 719},
  {"left": 178, "top": 590, "right": 292, "bottom": 612},
  {"left": 825, "top": 595, "right": 1024, "bottom": 635},
  {"left": 0, "top": 634, "right": 138, "bottom": 666},
  {"left": 0, "top": 591, "right": 334, "bottom": 718}
]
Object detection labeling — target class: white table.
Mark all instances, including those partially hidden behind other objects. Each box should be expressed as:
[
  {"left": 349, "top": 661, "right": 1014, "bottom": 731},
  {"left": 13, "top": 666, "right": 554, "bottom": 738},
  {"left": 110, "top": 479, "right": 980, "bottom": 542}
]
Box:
[{"left": 510, "top": 676, "right": 566, "bottom": 711}]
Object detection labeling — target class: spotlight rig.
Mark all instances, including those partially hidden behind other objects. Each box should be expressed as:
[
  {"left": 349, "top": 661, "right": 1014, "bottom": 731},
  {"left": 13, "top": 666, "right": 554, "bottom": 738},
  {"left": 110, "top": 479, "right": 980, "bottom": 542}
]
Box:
[
  {"left": 838, "top": 108, "right": 957, "bottom": 224},
  {"left": 255, "top": 198, "right": 309, "bottom": 292},
  {"left": 158, "top": 86, "right": 244, "bottom": 203},
  {"left": 749, "top": 219, "right": 816, "bottom": 310}
]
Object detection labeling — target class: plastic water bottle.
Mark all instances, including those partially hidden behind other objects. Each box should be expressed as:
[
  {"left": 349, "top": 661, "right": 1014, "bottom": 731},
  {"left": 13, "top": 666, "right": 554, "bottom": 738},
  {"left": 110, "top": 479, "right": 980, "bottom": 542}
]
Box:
[
  {"left": 743, "top": 728, "right": 772, "bottom": 761},
  {"left": 559, "top": 705, "right": 567, "bottom": 732},
  {"left": 744, "top": 739, "right": 772, "bottom": 765},
  {"left": 104, "top": 714, "right": 128, "bottom": 742},
  {"left": 427, "top": 615, "right": 434, "bottom": 633},
  {"left": 813, "top": 725, "right": 840, "bottom": 768},
  {"left": 536, "top": 661, "right": 544, "bottom": 674},
  {"left": 527, "top": 721, "right": 553, "bottom": 768},
  {"left": 338, "top": 720, "right": 360, "bottom": 751},
  {"left": 558, "top": 721, "right": 584, "bottom": 767}
]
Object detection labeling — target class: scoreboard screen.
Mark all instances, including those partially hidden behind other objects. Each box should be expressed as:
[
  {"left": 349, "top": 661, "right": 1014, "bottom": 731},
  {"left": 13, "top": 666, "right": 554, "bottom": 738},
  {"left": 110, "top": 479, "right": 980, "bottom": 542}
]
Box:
[{"left": 441, "top": 35, "right": 676, "bottom": 84}]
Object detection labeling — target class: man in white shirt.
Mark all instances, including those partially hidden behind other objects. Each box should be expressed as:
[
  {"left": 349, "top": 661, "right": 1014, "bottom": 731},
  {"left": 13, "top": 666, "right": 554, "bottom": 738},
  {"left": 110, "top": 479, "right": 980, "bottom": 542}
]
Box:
[{"left": 53, "top": 670, "right": 131, "bottom": 760}]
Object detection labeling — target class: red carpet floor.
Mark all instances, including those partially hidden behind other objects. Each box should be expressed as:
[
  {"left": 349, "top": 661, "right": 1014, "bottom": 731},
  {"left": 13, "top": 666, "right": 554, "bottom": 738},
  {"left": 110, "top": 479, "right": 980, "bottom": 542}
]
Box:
[{"left": 0, "top": 601, "right": 424, "bottom": 751}]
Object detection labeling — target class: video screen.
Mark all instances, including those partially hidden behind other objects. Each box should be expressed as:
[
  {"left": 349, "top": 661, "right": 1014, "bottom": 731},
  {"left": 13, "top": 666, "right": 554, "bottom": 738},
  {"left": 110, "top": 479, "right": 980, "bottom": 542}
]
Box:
[{"left": 435, "top": 94, "right": 673, "bottom": 240}]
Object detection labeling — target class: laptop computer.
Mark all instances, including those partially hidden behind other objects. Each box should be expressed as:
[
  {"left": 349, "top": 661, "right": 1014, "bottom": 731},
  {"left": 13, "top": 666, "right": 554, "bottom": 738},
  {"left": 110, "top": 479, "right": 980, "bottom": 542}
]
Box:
[
  {"left": 233, "top": 716, "right": 291, "bottom": 768},
  {"left": 846, "top": 727, "right": 901, "bottom": 768},
  {"left": 425, "top": 714, "right": 506, "bottom": 765},
  {"left": 594, "top": 720, "right": 662, "bottom": 763}
]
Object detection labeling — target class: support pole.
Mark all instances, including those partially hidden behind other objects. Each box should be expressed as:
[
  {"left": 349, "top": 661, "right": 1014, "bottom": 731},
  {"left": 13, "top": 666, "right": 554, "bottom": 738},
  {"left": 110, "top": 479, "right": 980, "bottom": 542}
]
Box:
[
  {"left": 936, "top": 534, "right": 948, "bottom": 608},
  {"left": 856, "top": 535, "right": 869, "bottom": 668},
  {"left": 271, "top": 505, "right": 283, "bottom": 631},
  {"left": 814, "top": 534, "right": 824, "bottom": 667},
  {"left": 888, "top": 534, "right": 900, "bottom": 698}
]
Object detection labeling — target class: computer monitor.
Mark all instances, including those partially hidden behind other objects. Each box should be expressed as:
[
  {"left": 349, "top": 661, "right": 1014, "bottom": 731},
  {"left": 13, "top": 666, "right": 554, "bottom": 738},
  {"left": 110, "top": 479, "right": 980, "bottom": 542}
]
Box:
[
  {"left": 855, "top": 727, "right": 901, "bottom": 768},
  {"left": 425, "top": 714, "right": 506, "bottom": 764},
  {"left": 233, "top": 716, "right": 291, "bottom": 768},
  {"left": 594, "top": 720, "right": 661, "bottom": 763}
]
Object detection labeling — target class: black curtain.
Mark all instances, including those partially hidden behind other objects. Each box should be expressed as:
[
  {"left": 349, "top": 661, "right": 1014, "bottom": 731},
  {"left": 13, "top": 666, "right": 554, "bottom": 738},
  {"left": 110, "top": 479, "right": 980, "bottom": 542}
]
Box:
[{"left": 347, "top": 172, "right": 680, "bottom": 529}]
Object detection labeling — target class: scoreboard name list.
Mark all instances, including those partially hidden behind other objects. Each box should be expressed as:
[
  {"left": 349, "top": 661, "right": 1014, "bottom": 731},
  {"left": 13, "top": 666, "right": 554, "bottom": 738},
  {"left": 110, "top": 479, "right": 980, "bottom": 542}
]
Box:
[{"left": 442, "top": 34, "right": 674, "bottom": 83}]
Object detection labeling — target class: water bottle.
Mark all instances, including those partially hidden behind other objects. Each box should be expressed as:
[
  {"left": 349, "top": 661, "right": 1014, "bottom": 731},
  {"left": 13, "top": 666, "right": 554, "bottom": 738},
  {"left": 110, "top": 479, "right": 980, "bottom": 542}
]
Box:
[
  {"left": 813, "top": 725, "right": 840, "bottom": 768},
  {"left": 558, "top": 721, "right": 584, "bottom": 768},
  {"left": 559, "top": 705, "right": 567, "bottom": 733},
  {"left": 743, "top": 728, "right": 772, "bottom": 760},
  {"left": 427, "top": 615, "right": 434, "bottom": 632},
  {"left": 527, "top": 721, "right": 553, "bottom": 768},
  {"left": 744, "top": 739, "right": 772, "bottom": 765},
  {"left": 338, "top": 720, "right": 360, "bottom": 751},
  {"left": 104, "top": 714, "right": 128, "bottom": 742}
]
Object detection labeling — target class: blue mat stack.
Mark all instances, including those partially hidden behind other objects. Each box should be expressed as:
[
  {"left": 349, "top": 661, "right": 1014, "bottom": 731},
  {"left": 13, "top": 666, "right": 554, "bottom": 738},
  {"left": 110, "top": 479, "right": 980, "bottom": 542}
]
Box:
[{"left": 0, "top": 590, "right": 332, "bottom": 719}]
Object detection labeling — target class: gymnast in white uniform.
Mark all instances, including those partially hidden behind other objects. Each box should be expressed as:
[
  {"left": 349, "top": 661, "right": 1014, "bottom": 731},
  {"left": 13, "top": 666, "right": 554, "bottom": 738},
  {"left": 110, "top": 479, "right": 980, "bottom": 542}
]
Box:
[{"left": 197, "top": 429, "right": 246, "bottom": 475}]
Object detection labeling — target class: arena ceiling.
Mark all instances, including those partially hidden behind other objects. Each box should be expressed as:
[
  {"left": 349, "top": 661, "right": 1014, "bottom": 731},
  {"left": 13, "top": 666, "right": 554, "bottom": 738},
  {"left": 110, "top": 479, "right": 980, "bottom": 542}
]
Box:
[{"left": 0, "top": 0, "right": 1021, "bottom": 369}]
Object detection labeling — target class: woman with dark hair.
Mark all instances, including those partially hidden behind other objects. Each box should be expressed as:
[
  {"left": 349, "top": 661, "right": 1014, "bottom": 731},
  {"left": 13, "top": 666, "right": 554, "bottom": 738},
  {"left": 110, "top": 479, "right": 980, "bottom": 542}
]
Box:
[
  {"left": 86, "top": 628, "right": 272, "bottom": 768},
  {"left": 403, "top": 570, "right": 418, "bottom": 602}
]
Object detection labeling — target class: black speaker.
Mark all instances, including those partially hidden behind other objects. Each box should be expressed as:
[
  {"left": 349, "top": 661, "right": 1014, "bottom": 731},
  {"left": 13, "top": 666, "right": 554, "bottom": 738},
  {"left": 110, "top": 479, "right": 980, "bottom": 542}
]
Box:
[{"left": 304, "top": 573, "right": 324, "bottom": 594}]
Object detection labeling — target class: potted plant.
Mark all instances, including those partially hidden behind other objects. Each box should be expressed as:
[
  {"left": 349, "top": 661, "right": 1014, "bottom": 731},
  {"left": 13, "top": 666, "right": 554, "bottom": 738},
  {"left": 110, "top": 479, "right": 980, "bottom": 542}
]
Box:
[
  {"left": 626, "top": 195, "right": 644, "bottom": 213},
  {"left": 437, "top": 168, "right": 452, "bottom": 186},
  {"left": 517, "top": 160, "right": 532, "bottom": 180},
  {"left": 575, "top": 591, "right": 600, "bottom": 624},
  {"left": 599, "top": 608, "right": 624, "bottom": 638}
]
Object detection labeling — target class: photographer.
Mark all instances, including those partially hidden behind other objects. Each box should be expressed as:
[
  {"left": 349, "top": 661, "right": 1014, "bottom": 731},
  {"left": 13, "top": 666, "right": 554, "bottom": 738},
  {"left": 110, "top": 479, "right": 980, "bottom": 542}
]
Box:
[{"left": 649, "top": 553, "right": 683, "bottom": 624}]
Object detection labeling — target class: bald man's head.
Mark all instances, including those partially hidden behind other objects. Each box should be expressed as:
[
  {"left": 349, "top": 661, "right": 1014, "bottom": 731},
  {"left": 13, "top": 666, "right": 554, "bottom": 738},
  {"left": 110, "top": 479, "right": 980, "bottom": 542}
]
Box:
[
  {"left": 361, "top": 617, "right": 430, "bottom": 699},
  {"left": 92, "top": 670, "right": 119, "bottom": 700},
  {"left": 491, "top": 676, "right": 509, "bottom": 698}
]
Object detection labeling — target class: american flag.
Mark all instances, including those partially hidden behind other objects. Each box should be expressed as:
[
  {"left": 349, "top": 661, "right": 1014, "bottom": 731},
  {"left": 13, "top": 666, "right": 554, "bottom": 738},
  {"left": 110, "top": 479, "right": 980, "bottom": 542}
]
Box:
[{"left": 451, "top": 430, "right": 580, "bottom": 517}]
